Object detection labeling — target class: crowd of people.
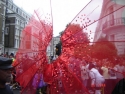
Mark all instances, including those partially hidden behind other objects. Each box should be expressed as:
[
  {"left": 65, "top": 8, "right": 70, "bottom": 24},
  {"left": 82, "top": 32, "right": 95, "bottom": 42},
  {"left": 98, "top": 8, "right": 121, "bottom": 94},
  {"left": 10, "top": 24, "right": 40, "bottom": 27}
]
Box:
[
  {"left": 0, "top": 54, "right": 15, "bottom": 94},
  {"left": 0, "top": 53, "right": 21, "bottom": 94},
  {"left": 80, "top": 58, "right": 125, "bottom": 94},
  {"left": 0, "top": 53, "right": 125, "bottom": 94}
]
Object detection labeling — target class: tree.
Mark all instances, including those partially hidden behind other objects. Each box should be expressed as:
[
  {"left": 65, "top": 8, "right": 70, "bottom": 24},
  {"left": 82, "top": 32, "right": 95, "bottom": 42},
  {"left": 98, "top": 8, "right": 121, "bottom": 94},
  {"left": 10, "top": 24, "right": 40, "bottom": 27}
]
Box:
[
  {"left": 67, "top": 24, "right": 90, "bottom": 60},
  {"left": 59, "top": 23, "right": 90, "bottom": 59},
  {"left": 91, "top": 38, "right": 118, "bottom": 61}
]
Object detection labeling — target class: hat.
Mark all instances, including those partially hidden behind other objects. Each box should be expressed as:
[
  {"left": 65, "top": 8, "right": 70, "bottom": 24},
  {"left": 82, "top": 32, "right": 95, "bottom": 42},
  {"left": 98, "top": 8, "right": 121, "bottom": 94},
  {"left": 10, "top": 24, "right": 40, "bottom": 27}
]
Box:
[
  {"left": 0, "top": 56, "right": 13, "bottom": 69},
  {"left": 10, "top": 53, "right": 14, "bottom": 57},
  {"left": 88, "top": 63, "right": 96, "bottom": 70}
]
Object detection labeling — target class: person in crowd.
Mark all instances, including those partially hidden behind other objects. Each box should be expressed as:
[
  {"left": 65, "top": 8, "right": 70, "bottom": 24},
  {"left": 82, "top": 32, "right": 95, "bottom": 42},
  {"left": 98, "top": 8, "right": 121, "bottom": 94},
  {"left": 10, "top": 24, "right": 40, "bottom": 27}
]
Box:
[
  {"left": 0, "top": 56, "right": 14, "bottom": 94},
  {"left": 96, "top": 60, "right": 103, "bottom": 75},
  {"left": 33, "top": 71, "right": 47, "bottom": 94},
  {"left": 114, "top": 60, "right": 125, "bottom": 81},
  {"left": 101, "top": 62, "right": 109, "bottom": 79},
  {"left": 112, "top": 59, "right": 125, "bottom": 94},
  {"left": 0, "top": 53, "right": 4, "bottom": 57},
  {"left": 108, "top": 63, "right": 117, "bottom": 94},
  {"left": 80, "top": 61, "right": 89, "bottom": 88},
  {"left": 9, "top": 53, "right": 15, "bottom": 61},
  {"left": 88, "top": 63, "right": 105, "bottom": 94},
  {"left": 112, "top": 74, "right": 125, "bottom": 94},
  {"left": 101, "top": 62, "right": 110, "bottom": 94}
]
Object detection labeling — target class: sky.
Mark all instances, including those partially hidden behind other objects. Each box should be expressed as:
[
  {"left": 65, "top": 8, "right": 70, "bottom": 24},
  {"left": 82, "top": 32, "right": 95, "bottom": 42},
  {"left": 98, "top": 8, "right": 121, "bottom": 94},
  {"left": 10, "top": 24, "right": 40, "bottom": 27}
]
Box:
[{"left": 12, "top": 0, "right": 103, "bottom": 37}]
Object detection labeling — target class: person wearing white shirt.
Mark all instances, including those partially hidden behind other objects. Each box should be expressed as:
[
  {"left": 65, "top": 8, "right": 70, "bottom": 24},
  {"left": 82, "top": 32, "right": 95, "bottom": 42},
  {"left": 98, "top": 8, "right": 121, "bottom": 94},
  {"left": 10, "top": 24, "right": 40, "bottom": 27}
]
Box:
[
  {"left": 80, "top": 63, "right": 89, "bottom": 88},
  {"left": 89, "top": 63, "right": 105, "bottom": 94},
  {"left": 107, "top": 63, "right": 117, "bottom": 94},
  {"left": 115, "top": 62, "right": 125, "bottom": 80}
]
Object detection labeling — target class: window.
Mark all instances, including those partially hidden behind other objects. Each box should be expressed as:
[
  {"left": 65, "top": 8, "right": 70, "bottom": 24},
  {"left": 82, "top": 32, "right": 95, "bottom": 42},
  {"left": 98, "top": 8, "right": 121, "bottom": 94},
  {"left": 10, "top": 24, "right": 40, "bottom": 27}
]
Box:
[
  {"left": 8, "top": 3, "right": 11, "bottom": 8},
  {"left": 110, "top": 34, "right": 114, "bottom": 41},
  {"left": 14, "top": 38, "right": 19, "bottom": 48},
  {"left": 18, "top": 10, "right": 21, "bottom": 15},
  {"left": 109, "top": 6, "right": 114, "bottom": 25},
  {"left": 15, "top": 28, "right": 17, "bottom": 35},
  {"left": 18, "top": 20, "right": 20, "bottom": 24},
  {"left": 16, "top": 8, "right": 18, "bottom": 13},
  {"left": 5, "top": 27, "right": 9, "bottom": 35},
  {"left": 16, "top": 28, "right": 20, "bottom": 36},
  {"left": 14, "top": 39, "right": 16, "bottom": 48},
  {"left": 17, "top": 39, "right": 19, "bottom": 48},
  {"left": 13, "top": 6, "right": 15, "bottom": 11},
  {"left": 11, "top": 5, "right": 13, "bottom": 9},
  {"left": 15, "top": 19, "right": 17, "bottom": 24}
]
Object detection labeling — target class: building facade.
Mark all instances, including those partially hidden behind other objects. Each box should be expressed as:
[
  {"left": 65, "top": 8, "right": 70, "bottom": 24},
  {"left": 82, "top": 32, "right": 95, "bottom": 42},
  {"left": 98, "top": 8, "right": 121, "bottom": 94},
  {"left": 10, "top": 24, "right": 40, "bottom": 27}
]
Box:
[
  {"left": 0, "top": 0, "right": 31, "bottom": 56},
  {"left": 94, "top": 0, "right": 125, "bottom": 55},
  {"left": 0, "top": 0, "right": 6, "bottom": 55},
  {"left": 47, "top": 36, "right": 60, "bottom": 57},
  {"left": 0, "top": 0, "right": 60, "bottom": 57}
]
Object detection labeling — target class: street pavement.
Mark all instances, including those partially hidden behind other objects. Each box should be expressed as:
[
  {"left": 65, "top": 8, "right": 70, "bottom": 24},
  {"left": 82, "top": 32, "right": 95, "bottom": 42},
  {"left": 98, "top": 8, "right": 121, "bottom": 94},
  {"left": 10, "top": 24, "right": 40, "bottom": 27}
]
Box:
[
  {"left": 13, "top": 89, "right": 20, "bottom": 94},
  {"left": 13, "top": 89, "right": 39, "bottom": 94}
]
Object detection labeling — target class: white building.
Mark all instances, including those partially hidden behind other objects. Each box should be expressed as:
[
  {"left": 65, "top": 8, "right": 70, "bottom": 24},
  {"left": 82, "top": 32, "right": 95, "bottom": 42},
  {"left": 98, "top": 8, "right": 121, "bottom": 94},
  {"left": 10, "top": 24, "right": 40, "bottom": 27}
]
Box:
[
  {"left": 0, "top": 0, "right": 6, "bottom": 55},
  {"left": 94, "top": 0, "right": 125, "bottom": 55},
  {"left": 3, "top": 0, "right": 31, "bottom": 55}
]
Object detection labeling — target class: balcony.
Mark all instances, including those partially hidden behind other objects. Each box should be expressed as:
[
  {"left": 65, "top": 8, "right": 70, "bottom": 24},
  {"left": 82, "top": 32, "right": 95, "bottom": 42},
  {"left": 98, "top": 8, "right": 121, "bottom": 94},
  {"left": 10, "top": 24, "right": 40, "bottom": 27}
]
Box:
[{"left": 102, "top": 17, "right": 125, "bottom": 31}]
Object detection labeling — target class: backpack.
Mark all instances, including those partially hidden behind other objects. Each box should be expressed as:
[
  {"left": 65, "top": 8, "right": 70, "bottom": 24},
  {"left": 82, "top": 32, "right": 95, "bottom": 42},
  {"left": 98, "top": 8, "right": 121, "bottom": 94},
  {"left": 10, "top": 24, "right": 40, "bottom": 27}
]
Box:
[{"left": 112, "top": 78, "right": 125, "bottom": 94}]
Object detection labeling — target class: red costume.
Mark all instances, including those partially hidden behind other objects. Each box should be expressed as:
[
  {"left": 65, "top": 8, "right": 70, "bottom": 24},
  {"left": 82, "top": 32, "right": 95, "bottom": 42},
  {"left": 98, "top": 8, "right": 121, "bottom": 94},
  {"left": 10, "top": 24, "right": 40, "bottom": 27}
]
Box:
[{"left": 14, "top": 0, "right": 125, "bottom": 94}]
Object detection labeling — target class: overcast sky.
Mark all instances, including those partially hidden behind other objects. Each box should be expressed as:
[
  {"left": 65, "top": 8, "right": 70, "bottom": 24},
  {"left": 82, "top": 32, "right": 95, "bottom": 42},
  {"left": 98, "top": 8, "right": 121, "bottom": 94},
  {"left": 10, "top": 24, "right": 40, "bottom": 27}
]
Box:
[{"left": 13, "top": 0, "right": 93, "bottom": 36}]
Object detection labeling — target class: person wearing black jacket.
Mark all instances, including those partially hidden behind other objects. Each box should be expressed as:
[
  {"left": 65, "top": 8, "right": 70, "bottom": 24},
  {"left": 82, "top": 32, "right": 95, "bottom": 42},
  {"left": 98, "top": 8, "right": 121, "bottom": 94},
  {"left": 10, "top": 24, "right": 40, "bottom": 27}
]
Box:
[
  {"left": 112, "top": 78, "right": 125, "bottom": 94},
  {"left": 0, "top": 56, "right": 14, "bottom": 94}
]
